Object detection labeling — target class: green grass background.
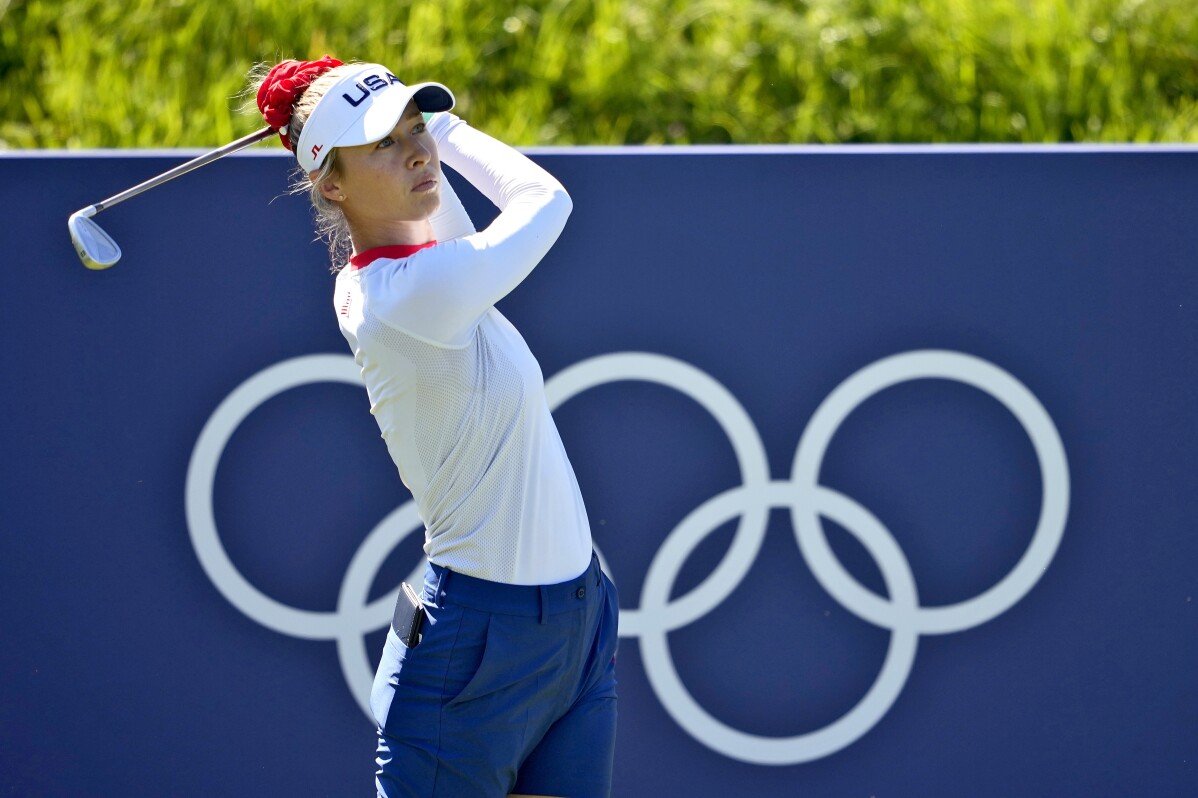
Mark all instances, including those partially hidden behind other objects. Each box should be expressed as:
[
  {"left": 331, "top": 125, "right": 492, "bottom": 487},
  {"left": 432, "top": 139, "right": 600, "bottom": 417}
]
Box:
[{"left": 2, "top": 0, "right": 1195, "bottom": 147}]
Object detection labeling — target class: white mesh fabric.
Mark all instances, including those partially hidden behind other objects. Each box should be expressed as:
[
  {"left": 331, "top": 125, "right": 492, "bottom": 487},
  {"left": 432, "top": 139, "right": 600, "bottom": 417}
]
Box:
[
  {"left": 330, "top": 112, "right": 589, "bottom": 585},
  {"left": 350, "top": 305, "right": 592, "bottom": 585}
]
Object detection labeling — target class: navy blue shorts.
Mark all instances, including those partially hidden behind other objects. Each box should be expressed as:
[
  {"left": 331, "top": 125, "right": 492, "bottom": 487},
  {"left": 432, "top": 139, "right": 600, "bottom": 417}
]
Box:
[{"left": 371, "top": 551, "right": 619, "bottom": 797}]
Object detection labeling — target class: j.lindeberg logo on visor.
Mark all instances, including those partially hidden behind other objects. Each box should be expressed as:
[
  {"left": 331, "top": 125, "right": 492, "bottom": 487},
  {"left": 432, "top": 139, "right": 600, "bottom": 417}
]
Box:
[
  {"left": 342, "top": 72, "right": 402, "bottom": 107},
  {"left": 184, "top": 350, "right": 1070, "bottom": 766}
]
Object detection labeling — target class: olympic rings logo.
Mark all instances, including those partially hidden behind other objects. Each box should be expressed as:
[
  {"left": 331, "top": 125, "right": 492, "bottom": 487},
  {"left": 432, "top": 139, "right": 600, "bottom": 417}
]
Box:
[{"left": 184, "top": 349, "right": 1069, "bottom": 765}]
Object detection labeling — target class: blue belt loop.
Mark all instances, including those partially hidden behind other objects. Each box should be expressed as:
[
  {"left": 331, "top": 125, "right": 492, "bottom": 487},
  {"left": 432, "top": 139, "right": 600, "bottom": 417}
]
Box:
[
  {"left": 436, "top": 567, "right": 450, "bottom": 604},
  {"left": 539, "top": 585, "right": 549, "bottom": 625}
]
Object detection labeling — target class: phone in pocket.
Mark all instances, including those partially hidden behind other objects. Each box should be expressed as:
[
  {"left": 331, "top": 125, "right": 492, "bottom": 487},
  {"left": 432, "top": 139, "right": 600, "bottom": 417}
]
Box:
[{"left": 392, "top": 581, "right": 427, "bottom": 648}]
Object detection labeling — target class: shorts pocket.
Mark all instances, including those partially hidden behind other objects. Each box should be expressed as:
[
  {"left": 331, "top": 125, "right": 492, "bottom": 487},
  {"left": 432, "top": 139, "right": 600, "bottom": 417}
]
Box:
[
  {"left": 440, "top": 608, "right": 491, "bottom": 704},
  {"left": 374, "top": 602, "right": 471, "bottom": 733},
  {"left": 444, "top": 610, "right": 499, "bottom": 707},
  {"left": 445, "top": 612, "right": 550, "bottom": 708}
]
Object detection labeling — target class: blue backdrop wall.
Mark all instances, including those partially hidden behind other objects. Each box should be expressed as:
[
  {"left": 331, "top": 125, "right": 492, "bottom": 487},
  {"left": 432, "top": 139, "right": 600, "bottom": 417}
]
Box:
[{"left": 1, "top": 146, "right": 1195, "bottom": 796}]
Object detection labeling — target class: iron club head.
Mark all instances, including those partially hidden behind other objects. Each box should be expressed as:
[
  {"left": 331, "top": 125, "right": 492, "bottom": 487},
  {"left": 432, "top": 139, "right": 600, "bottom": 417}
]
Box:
[
  {"left": 68, "top": 206, "right": 122, "bottom": 270},
  {"left": 64, "top": 127, "right": 275, "bottom": 271}
]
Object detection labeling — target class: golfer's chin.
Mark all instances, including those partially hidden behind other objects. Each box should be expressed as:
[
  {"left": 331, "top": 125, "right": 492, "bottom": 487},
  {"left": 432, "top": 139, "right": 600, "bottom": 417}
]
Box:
[{"left": 415, "top": 187, "right": 441, "bottom": 219}]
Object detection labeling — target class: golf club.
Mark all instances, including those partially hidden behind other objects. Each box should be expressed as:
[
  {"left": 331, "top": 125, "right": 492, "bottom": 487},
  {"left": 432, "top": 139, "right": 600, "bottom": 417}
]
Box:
[{"left": 68, "top": 126, "right": 276, "bottom": 270}]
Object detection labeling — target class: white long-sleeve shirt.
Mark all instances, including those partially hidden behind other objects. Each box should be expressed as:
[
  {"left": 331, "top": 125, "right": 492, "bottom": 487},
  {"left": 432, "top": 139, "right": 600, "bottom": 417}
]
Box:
[{"left": 333, "top": 113, "right": 592, "bottom": 585}]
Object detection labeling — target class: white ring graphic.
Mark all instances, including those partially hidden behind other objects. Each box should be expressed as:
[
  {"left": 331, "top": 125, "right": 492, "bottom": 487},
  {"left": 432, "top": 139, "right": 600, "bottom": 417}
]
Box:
[
  {"left": 790, "top": 350, "right": 1070, "bottom": 634},
  {"left": 184, "top": 349, "right": 1069, "bottom": 764},
  {"left": 638, "top": 482, "right": 920, "bottom": 764},
  {"left": 545, "top": 353, "right": 770, "bottom": 636},
  {"left": 184, "top": 355, "right": 372, "bottom": 639}
]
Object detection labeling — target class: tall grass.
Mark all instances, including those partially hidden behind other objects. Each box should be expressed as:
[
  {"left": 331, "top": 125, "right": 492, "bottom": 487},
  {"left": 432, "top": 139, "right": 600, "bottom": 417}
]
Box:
[{"left": 1, "top": 0, "right": 1195, "bottom": 147}]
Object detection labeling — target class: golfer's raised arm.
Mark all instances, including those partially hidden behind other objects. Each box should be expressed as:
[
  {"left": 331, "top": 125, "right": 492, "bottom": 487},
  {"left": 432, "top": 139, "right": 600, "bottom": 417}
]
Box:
[
  {"left": 426, "top": 164, "right": 476, "bottom": 242},
  {"left": 372, "top": 112, "right": 572, "bottom": 341}
]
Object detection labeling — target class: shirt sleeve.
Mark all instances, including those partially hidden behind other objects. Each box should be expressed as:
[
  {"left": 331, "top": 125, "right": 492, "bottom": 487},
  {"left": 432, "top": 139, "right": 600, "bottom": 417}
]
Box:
[
  {"left": 367, "top": 112, "right": 573, "bottom": 345},
  {"left": 427, "top": 164, "right": 476, "bottom": 242}
]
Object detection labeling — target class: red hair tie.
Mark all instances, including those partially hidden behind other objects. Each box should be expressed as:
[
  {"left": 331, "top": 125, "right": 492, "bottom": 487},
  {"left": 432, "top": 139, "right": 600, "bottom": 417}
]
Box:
[{"left": 256, "top": 55, "right": 344, "bottom": 151}]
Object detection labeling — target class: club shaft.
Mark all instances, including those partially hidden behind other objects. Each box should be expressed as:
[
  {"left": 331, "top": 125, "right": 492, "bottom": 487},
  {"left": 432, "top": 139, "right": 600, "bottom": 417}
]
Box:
[{"left": 93, "top": 126, "right": 276, "bottom": 213}]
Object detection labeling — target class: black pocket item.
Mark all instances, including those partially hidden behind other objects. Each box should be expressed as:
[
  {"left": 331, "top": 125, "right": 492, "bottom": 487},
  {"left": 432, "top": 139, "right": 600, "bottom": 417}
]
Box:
[{"left": 392, "top": 582, "right": 427, "bottom": 648}]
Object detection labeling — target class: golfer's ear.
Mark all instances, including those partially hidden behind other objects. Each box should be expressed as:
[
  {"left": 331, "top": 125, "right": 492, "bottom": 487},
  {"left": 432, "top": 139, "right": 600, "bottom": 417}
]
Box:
[{"left": 316, "top": 173, "right": 344, "bottom": 203}]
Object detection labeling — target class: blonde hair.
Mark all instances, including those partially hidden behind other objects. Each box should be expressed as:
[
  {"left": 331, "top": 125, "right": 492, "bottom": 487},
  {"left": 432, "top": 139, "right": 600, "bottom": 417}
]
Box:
[{"left": 245, "top": 62, "right": 360, "bottom": 269}]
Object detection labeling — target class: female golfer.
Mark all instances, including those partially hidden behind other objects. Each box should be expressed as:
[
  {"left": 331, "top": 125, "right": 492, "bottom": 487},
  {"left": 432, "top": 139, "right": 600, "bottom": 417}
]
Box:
[{"left": 253, "top": 57, "right": 618, "bottom": 797}]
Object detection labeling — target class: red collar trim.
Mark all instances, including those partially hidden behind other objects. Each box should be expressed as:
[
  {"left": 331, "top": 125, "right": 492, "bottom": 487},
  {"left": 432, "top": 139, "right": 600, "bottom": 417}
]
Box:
[{"left": 348, "top": 241, "right": 437, "bottom": 269}]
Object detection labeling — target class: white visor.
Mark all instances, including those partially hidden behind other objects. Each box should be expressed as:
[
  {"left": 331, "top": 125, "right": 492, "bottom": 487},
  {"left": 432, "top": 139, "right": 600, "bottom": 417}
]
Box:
[{"left": 296, "top": 63, "right": 454, "bottom": 173}]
